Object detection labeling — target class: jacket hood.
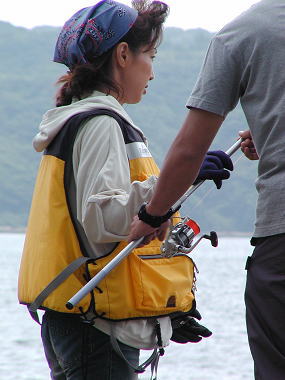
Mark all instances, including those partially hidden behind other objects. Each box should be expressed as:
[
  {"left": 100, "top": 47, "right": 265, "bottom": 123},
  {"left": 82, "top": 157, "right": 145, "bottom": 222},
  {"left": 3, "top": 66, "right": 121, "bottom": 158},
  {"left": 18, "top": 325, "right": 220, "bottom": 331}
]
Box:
[{"left": 33, "top": 91, "right": 145, "bottom": 152}]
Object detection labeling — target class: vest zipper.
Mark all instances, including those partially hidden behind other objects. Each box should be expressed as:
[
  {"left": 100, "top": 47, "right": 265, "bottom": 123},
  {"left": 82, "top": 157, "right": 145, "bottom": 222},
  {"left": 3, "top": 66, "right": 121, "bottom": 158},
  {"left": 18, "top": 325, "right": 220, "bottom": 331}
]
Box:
[
  {"left": 138, "top": 253, "right": 199, "bottom": 292},
  {"left": 138, "top": 253, "right": 193, "bottom": 260}
]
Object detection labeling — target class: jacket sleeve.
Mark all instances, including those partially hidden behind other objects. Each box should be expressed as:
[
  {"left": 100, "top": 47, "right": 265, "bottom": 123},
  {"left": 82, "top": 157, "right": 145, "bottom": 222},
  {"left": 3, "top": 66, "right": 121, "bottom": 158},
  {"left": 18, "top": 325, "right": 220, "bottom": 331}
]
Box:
[{"left": 72, "top": 115, "right": 158, "bottom": 245}]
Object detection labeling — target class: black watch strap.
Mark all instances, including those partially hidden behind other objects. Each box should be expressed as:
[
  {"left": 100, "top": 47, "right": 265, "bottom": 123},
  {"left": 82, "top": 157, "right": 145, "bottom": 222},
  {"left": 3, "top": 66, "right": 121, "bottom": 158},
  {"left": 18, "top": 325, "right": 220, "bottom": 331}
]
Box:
[{"left": 138, "top": 203, "right": 174, "bottom": 228}]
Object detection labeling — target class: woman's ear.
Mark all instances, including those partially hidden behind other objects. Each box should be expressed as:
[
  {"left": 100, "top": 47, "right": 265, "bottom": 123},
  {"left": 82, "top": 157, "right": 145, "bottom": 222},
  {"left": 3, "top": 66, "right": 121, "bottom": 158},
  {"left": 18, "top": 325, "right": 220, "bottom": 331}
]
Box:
[{"left": 114, "top": 42, "right": 130, "bottom": 68}]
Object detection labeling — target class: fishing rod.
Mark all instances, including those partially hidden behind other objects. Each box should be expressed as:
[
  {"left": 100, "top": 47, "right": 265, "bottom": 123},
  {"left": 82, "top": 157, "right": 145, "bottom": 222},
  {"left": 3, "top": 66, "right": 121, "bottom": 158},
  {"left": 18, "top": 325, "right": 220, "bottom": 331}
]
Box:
[{"left": 66, "top": 137, "right": 243, "bottom": 310}]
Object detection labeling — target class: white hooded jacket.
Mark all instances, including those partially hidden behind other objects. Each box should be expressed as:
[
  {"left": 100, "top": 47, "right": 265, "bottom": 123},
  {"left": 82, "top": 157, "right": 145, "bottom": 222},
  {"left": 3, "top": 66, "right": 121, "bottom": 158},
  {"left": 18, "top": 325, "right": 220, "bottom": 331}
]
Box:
[{"left": 33, "top": 91, "right": 172, "bottom": 349}]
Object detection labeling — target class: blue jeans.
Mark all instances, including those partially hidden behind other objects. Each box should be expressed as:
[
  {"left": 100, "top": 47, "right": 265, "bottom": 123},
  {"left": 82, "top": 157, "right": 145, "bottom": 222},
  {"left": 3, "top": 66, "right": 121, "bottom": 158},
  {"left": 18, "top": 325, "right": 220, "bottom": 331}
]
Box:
[{"left": 41, "top": 311, "right": 139, "bottom": 380}]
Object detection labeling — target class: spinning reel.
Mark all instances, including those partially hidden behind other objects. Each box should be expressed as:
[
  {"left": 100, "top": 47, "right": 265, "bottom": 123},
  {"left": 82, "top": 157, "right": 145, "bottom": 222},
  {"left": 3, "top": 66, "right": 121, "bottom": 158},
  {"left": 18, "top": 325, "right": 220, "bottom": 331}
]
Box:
[{"left": 161, "top": 217, "right": 218, "bottom": 257}]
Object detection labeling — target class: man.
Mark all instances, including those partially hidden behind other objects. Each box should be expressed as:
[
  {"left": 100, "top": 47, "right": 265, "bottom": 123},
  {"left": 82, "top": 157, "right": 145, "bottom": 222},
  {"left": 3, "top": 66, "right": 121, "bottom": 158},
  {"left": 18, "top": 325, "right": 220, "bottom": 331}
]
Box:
[{"left": 128, "top": 1, "right": 285, "bottom": 379}]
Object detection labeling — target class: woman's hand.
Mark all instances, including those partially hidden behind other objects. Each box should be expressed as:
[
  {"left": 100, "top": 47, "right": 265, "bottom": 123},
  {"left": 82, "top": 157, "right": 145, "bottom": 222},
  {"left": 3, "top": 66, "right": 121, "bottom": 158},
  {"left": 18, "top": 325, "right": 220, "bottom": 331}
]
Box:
[{"left": 239, "top": 130, "right": 259, "bottom": 160}]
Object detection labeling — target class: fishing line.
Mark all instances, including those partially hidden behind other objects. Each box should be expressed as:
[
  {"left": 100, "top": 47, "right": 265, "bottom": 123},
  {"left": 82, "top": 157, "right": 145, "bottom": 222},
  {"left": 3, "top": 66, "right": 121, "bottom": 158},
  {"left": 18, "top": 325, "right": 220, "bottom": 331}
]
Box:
[{"left": 190, "top": 153, "right": 244, "bottom": 210}]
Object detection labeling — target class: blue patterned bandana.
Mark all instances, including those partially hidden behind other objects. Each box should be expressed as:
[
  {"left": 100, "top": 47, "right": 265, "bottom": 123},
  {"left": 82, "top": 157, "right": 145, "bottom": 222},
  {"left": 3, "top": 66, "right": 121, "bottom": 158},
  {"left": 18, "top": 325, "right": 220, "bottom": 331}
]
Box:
[{"left": 53, "top": 0, "right": 138, "bottom": 69}]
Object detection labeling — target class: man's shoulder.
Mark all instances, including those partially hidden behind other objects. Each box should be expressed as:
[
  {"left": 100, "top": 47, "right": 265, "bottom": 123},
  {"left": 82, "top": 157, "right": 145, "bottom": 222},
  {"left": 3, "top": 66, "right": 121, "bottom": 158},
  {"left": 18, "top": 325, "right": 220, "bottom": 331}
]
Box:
[{"left": 216, "top": 0, "right": 282, "bottom": 43}]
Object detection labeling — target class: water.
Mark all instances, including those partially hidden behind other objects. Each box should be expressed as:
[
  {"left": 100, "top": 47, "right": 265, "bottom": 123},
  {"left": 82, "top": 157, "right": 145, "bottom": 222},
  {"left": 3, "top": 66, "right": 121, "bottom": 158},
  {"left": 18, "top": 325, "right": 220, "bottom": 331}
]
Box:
[{"left": 0, "top": 233, "right": 254, "bottom": 379}]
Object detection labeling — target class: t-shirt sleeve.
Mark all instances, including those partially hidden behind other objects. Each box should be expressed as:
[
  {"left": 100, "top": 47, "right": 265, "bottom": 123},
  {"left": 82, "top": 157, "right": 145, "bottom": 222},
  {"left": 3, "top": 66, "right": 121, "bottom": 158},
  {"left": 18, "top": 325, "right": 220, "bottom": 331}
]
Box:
[{"left": 186, "top": 36, "right": 243, "bottom": 117}]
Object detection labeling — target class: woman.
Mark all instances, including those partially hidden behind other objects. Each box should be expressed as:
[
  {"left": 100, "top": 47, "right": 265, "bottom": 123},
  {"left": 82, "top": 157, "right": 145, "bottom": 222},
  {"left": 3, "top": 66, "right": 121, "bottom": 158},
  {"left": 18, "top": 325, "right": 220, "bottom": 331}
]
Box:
[{"left": 18, "top": 1, "right": 232, "bottom": 379}]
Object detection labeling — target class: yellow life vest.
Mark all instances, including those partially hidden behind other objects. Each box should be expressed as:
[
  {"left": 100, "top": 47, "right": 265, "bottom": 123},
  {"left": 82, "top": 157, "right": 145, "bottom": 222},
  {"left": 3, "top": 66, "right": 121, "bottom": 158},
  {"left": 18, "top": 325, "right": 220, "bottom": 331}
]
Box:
[{"left": 18, "top": 109, "right": 196, "bottom": 320}]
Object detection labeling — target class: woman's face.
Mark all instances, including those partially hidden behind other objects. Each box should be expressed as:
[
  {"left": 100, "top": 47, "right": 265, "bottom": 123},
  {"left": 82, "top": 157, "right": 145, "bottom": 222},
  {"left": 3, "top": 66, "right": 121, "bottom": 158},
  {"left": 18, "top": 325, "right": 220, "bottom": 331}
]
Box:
[{"left": 120, "top": 45, "right": 156, "bottom": 104}]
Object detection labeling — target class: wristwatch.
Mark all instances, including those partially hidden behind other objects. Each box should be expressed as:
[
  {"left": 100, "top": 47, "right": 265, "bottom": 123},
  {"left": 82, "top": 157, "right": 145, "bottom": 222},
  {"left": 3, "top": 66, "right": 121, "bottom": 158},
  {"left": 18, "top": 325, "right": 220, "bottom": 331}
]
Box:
[{"left": 138, "top": 202, "right": 174, "bottom": 228}]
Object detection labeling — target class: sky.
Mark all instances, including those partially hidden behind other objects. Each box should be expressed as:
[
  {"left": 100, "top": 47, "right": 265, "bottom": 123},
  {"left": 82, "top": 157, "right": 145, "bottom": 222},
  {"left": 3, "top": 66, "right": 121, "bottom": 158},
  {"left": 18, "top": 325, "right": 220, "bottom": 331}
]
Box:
[{"left": 2, "top": 0, "right": 259, "bottom": 32}]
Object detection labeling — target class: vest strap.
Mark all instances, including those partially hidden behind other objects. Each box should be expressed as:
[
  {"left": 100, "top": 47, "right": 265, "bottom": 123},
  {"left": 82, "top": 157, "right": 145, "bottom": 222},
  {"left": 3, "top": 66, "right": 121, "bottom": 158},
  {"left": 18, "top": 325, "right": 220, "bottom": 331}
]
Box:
[
  {"left": 28, "top": 257, "right": 95, "bottom": 316},
  {"left": 110, "top": 320, "right": 164, "bottom": 379}
]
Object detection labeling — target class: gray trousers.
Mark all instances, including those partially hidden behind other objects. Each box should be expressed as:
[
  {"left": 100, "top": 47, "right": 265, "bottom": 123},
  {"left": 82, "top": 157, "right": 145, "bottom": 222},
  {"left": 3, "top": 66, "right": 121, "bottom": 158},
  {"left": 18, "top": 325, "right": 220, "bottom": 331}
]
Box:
[{"left": 245, "top": 234, "right": 285, "bottom": 379}]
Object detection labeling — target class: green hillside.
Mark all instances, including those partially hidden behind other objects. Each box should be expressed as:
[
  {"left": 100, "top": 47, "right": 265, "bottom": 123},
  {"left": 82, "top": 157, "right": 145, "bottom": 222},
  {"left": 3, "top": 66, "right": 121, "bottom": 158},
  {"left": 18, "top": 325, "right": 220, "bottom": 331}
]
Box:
[{"left": 0, "top": 22, "right": 258, "bottom": 233}]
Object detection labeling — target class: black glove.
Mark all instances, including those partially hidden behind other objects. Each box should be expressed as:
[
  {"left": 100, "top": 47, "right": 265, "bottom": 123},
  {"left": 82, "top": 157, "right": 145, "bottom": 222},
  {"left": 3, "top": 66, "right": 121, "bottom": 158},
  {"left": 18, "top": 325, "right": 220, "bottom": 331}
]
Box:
[
  {"left": 171, "top": 309, "right": 212, "bottom": 344},
  {"left": 194, "top": 150, "right": 234, "bottom": 189}
]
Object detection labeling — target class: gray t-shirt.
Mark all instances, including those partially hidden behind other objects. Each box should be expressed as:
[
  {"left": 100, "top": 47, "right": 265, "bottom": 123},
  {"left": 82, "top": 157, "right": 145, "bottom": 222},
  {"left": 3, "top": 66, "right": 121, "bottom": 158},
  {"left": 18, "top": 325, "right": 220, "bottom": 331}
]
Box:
[{"left": 187, "top": 0, "right": 285, "bottom": 237}]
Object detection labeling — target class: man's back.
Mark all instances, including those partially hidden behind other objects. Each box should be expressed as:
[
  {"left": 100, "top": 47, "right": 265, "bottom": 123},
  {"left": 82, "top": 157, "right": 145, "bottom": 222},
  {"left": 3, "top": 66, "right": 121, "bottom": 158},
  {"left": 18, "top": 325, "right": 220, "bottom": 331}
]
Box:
[{"left": 187, "top": 0, "right": 285, "bottom": 237}]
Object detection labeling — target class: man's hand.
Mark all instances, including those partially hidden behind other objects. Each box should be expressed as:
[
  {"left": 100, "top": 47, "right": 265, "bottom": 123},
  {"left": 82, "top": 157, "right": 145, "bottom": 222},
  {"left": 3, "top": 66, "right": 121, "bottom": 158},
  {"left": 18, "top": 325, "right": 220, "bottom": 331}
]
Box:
[
  {"left": 239, "top": 130, "right": 259, "bottom": 160},
  {"left": 127, "top": 216, "right": 170, "bottom": 244},
  {"left": 194, "top": 150, "right": 233, "bottom": 189}
]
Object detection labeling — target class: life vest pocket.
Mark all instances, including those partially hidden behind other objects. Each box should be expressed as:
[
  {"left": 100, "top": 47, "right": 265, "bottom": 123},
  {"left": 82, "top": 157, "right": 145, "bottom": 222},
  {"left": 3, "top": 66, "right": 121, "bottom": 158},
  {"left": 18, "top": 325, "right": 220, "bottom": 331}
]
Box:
[
  {"left": 130, "top": 254, "right": 195, "bottom": 313},
  {"left": 83, "top": 247, "right": 195, "bottom": 320}
]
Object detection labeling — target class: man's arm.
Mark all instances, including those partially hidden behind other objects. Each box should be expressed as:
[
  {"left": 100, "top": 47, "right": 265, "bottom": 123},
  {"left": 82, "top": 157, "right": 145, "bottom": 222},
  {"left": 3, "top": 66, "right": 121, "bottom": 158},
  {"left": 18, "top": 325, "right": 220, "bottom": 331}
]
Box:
[{"left": 128, "top": 108, "right": 224, "bottom": 241}]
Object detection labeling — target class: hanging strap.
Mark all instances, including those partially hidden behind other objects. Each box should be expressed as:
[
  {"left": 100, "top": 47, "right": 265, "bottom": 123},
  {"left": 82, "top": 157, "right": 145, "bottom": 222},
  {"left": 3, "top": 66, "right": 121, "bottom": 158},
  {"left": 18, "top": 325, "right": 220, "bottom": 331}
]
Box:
[
  {"left": 28, "top": 257, "right": 95, "bottom": 324},
  {"left": 110, "top": 319, "right": 165, "bottom": 379}
]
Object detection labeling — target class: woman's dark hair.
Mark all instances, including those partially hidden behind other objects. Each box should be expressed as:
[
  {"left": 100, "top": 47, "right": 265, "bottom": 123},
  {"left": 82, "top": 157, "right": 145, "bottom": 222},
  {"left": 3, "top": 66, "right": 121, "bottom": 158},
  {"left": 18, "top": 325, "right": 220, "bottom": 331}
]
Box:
[{"left": 55, "top": 1, "right": 169, "bottom": 107}]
